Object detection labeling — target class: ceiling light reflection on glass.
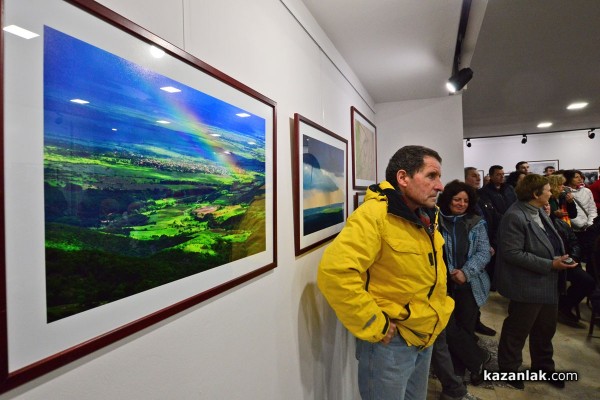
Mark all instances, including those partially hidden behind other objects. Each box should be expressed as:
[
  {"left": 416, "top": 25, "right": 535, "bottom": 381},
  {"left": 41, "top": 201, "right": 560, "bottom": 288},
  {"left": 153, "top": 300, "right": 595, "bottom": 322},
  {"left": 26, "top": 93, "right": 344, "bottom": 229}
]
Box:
[
  {"left": 236, "top": 113, "right": 251, "bottom": 118},
  {"left": 149, "top": 46, "right": 165, "bottom": 58},
  {"left": 537, "top": 122, "right": 552, "bottom": 128},
  {"left": 567, "top": 102, "right": 588, "bottom": 110},
  {"left": 210, "top": 133, "right": 221, "bottom": 137},
  {"left": 3, "top": 25, "right": 39, "bottom": 39},
  {"left": 160, "top": 86, "right": 181, "bottom": 93},
  {"left": 70, "top": 99, "right": 89, "bottom": 104},
  {"left": 156, "top": 120, "right": 170, "bottom": 124}
]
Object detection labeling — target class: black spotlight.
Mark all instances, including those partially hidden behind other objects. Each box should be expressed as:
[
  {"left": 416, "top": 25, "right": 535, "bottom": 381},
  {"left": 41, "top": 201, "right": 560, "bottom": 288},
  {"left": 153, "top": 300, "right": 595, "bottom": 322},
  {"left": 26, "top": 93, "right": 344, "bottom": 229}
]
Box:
[
  {"left": 466, "top": 139, "right": 472, "bottom": 147},
  {"left": 588, "top": 129, "right": 596, "bottom": 139},
  {"left": 446, "top": 68, "right": 474, "bottom": 93},
  {"left": 521, "top": 134, "right": 528, "bottom": 144}
]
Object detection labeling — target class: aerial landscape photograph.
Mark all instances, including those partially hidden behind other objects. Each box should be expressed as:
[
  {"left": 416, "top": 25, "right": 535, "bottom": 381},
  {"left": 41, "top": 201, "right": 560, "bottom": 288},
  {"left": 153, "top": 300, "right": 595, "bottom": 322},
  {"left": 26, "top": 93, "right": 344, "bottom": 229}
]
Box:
[{"left": 43, "top": 26, "right": 268, "bottom": 322}]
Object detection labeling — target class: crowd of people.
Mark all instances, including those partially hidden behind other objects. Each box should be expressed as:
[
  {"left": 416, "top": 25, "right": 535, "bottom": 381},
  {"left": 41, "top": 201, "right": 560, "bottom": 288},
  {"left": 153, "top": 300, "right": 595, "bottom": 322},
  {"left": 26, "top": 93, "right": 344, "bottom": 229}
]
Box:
[{"left": 317, "top": 146, "right": 600, "bottom": 400}]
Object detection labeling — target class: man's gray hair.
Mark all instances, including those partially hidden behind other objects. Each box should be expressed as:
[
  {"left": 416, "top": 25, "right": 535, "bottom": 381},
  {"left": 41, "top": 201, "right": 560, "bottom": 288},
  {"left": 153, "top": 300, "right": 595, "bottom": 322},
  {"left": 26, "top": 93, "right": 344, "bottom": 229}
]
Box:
[{"left": 385, "top": 145, "right": 441, "bottom": 189}]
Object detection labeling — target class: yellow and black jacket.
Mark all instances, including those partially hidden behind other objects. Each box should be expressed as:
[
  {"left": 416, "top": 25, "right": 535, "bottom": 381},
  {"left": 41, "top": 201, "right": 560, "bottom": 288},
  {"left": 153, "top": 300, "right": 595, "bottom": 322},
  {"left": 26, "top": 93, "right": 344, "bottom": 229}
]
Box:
[{"left": 318, "top": 181, "right": 454, "bottom": 348}]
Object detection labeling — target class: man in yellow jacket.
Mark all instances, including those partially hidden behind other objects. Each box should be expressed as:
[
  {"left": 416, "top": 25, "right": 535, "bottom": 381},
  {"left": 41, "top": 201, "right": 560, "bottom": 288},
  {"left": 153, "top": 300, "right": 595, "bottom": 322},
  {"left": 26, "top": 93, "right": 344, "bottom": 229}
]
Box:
[{"left": 318, "top": 145, "right": 454, "bottom": 400}]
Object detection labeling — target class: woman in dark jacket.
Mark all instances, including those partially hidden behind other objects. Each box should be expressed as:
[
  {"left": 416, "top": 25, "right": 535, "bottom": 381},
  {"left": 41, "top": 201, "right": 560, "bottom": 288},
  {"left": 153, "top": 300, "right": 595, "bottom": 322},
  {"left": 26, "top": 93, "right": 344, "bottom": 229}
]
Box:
[
  {"left": 495, "top": 174, "right": 576, "bottom": 390},
  {"left": 436, "top": 180, "right": 491, "bottom": 386},
  {"left": 547, "top": 174, "right": 577, "bottom": 224}
]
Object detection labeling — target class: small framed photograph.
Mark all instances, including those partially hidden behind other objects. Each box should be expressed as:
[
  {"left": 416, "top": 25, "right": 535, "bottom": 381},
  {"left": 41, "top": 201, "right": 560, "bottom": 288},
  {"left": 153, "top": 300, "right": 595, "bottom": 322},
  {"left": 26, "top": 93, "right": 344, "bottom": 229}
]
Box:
[
  {"left": 527, "top": 160, "right": 559, "bottom": 175},
  {"left": 1, "top": 0, "right": 276, "bottom": 391},
  {"left": 354, "top": 191, "right": 367, "bottom": 209},
  {"left": 351, "top": 107, "right": 377, "bottom": 189},
  {"left": 477, "top": 170, "right": 485, "bottom": 188},
  {"left": 293, "top": 114, "right": 347, "bottom": 256},
  {"left": 578, "top": 169, "right": 599, "bottom": 185}
]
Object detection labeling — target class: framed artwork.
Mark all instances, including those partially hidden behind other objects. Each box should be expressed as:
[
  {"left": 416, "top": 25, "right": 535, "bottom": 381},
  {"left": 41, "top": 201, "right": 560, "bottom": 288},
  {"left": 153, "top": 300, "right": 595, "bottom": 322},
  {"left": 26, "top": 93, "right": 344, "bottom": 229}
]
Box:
[
  {"left": 1, "top": 0, "right": 277, "bottom": 391},
  {"left": 354, "top": 192, "right": 367, "bottom": 209},
  {"left": 477, "top": 170, "right": 485, "bottom": 188},
  {"left": 293, "top": 114, "right": 347, "bottom": 256},
  {"left": 527, "top": 160, "right": 559, "bottom": 175},
  {"left": 578, "top": 169, "right": 599, "bottom": 185},
  {"left": 351, "top": 107, "right": 377, "bottom": 189}
]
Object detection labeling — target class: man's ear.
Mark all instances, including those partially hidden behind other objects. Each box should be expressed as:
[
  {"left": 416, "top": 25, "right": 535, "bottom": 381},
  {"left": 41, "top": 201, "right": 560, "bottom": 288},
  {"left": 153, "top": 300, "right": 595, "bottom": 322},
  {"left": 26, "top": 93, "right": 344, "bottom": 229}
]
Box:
[{"left": 396, "top": 170, "right": 409, "bottom": 188}]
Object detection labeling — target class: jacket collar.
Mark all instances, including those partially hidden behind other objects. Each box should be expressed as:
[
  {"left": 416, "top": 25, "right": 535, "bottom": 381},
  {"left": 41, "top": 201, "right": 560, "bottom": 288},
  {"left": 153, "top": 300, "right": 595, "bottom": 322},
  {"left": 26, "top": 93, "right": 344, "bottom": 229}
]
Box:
[
  {"left": 439, "top": 212, "right": 482, "bottom": 232},
  {"left": 513, "top": 201, "right": 564, "bottom": 255}
]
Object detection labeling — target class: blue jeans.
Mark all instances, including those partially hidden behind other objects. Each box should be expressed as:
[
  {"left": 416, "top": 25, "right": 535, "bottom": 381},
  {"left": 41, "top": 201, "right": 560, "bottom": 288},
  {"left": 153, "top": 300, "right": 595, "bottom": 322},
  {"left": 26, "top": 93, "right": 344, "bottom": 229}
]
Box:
[{"left": 356, "top": 335, "right": 432, "bottom": 400}]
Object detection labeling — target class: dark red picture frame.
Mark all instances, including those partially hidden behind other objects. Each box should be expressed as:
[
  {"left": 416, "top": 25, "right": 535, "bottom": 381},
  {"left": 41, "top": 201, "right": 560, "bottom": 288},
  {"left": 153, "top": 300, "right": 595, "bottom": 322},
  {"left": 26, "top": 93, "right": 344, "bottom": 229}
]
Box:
[
  {"left": 292, "top": 113, "right": 347, "bottom": 256},
  {"left": 1, "top": 0, "right": 277, "bottom": 392},
  {"left": 351, "top": 106, "right": 377, "bottom": 190}
]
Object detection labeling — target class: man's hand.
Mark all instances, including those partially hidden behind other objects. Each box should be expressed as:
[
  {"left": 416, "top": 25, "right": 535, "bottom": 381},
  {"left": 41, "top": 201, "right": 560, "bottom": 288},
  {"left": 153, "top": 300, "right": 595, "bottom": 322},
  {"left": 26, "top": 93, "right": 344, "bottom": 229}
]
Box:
[
  {"left": 381, "top": 321, "right": 397, "bottom": 344},
  {"left": 450, "top": 269, "right": 467, "bottom": 285}
]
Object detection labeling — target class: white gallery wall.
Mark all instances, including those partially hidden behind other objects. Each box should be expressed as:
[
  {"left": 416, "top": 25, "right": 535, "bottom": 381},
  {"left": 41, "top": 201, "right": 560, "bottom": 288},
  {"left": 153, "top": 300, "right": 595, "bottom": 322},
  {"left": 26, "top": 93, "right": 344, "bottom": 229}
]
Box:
[
  {"left": 464, "top": 130, "right": 600, "bottom": 176},
  {"left": 376, "top": 96, "right": 465, "bottom": 185},
  {"left": 0, "top": 0, "right": 464, "bottom": 399}
]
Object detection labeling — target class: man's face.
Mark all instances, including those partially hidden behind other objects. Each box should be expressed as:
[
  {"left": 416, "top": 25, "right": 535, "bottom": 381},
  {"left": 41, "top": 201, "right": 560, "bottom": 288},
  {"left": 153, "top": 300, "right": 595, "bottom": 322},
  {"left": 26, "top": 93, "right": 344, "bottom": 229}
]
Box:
[
  {"left": 491, "top": 169, "right": 505, "bottom": 185},
  {"left": 465, "top": 170, "right": 481, "bottom": 189},
  {"left": 518, "top": 163, "right": 529, "bottom": 173},
  {"left": 545, "top": 167, "right": 555, "bottom": 176},
  {"left": 396, "top": 156, "right": 443, "bottom": 210}
]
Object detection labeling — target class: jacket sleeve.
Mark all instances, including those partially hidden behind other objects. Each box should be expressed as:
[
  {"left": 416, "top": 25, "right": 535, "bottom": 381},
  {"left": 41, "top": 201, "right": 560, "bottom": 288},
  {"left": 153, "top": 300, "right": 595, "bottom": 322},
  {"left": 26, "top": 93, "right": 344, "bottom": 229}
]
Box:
[
  {"left": 565, "top": 198, "right": 578, "bottom": 219},
  {"left": 583, "top": 188, "right": 598, "bottom": 226},
  {"left": 462, "top": 221, "right": 492, "bottom": 282},
  {"left": 498, "top": 210, "right": 553, "bottom": 275},
  {"left": 317, "top": 206, "right": 390, "bottom": 342},
  {"left": 556, "top": 219, "right": 582, "bottom": 262}
]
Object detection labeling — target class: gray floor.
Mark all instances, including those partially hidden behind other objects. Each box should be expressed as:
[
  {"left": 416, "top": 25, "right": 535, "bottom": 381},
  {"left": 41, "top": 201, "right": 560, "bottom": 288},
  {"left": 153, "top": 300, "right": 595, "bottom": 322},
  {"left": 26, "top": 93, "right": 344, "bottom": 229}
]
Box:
[{"left": 427, "top": 291, "right": 600, "bottom": 400}]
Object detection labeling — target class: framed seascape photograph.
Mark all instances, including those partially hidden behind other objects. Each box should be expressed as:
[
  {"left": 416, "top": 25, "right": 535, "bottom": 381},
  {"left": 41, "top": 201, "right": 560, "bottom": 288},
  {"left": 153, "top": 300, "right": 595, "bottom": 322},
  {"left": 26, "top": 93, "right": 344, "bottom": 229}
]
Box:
[
  {"left": 527, "top": 159, "right": 559, "bottom": 175},
  {"left": 293, "top": 114, "right": 347, "bottom": 256},
  {"left": 578, "top": 169, "right": 599, "bottom": 185},
  {"left": 351, "top": 107, "right": 377, "bottom": 189},
  {"left": 354, "top": 192, "right": 367, "bottom": 210},
  {"left": 1, "top": 0, "right": 277, "bottom": 391}
]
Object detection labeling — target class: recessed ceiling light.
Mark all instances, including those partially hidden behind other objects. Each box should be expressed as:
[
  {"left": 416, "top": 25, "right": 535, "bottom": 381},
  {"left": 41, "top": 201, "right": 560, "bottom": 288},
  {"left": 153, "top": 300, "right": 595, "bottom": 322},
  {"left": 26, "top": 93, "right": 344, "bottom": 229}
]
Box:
[
  {"left": 236, "top": 113, "right": 251, "bottom": 118},
  {"left": 567, "top": 102, "right": 588, "bottom": 110},
  {"left": 70, "top": 99, "right": 89, "bottom": 104},
  {"left": 160, "top": 86, "right": 181, "bottom": 93},
  {"left": 3, "top": 25, "right": 39, "bottom": 39},
  {"left": 537, "top": 122, "right": 553, "bottom": 128}
]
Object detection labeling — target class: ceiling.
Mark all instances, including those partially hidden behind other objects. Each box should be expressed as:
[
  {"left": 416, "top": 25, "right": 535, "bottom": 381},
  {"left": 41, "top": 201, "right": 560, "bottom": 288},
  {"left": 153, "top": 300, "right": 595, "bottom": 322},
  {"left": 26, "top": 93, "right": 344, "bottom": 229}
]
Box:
[{"left": 300, "top": 0, "right": 600, "bottom": 139}]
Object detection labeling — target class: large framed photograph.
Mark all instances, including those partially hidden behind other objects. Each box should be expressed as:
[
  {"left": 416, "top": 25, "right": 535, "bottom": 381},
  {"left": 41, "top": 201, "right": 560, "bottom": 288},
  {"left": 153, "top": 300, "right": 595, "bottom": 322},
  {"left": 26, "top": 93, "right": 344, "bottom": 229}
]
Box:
[
  {"left": 1, "top": 0, "right": 276, "bottom": 391},
  {"left": 351, "top": 106, "right": 377, "bottom": 189},
  {"left": 293, "top": 114, "right": 347, "bottom": 256},
  {"left": 527, "top": 159, "right": 559, "bottom": 175},
  {"left": 578, "top": 169, "right": 599, "bottom": 185}
]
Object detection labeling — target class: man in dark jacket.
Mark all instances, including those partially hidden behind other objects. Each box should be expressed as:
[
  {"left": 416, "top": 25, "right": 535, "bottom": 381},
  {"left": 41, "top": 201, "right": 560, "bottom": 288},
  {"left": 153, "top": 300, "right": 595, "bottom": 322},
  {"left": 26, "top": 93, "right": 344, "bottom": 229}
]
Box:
[
  {"left": 479, "top": 165, "right": 517, "bottom": 215},
  {"left": 465, "top": 167, "right": 499, "bottom": 336}
]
